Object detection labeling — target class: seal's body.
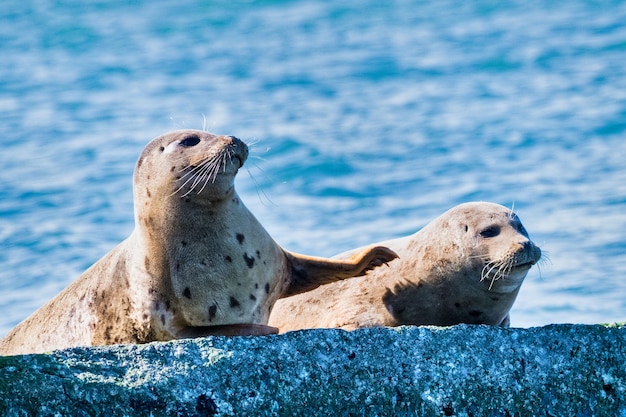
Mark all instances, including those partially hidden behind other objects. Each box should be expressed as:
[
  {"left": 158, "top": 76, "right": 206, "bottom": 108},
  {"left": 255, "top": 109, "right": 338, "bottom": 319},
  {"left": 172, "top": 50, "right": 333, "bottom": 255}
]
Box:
[
  {"left": 269, "top": 202, "right": 541, "bottom": 332},
  {"left": 0, "top": 130, "right": 396, "bottom": 355}
]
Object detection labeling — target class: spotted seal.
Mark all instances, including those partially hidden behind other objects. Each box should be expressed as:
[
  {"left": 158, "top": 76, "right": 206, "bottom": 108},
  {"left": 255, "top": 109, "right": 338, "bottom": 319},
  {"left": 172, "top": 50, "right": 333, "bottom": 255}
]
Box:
[
  {"left": 269, "top": 202, "right": 541, "bottom": 331},
  {"left": 0, "top": 130, "right": 397, "bottom": 355}
]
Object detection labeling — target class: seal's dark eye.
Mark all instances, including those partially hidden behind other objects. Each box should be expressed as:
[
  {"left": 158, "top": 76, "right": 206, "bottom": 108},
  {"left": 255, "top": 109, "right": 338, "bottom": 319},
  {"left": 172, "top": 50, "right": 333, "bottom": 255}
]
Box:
[
  {"left": 180, "top": 136, "right": 200, "bottom": 147},
  {"left": 480, "top": 226, "right": 500, "bottom": 238}
]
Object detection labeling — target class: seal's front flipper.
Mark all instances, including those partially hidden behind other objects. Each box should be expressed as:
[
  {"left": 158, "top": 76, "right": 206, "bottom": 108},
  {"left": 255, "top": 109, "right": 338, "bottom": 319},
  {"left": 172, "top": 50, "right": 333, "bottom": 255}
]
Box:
[
  {"left": 178, "top": 324, "right": 279, "bottom": 337},
  {"left": 282, "top": 245, "right": 398, "bottom": 297}
]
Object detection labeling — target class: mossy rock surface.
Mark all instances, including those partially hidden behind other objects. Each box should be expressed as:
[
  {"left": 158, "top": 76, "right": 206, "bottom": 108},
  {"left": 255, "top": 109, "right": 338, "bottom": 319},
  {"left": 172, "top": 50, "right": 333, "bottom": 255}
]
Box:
[{"left": 1, "top": 324, "right": 625, "bottom": 416}]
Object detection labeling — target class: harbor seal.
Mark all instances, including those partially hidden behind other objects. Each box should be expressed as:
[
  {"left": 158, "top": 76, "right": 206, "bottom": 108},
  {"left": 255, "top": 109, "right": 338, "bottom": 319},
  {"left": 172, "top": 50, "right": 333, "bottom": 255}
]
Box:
[
  {"left": 269, "top": 202, "right": 541, "bottom": 332},
  {"left": 0, "top": 130, "right": 397, "bottom": 355}
]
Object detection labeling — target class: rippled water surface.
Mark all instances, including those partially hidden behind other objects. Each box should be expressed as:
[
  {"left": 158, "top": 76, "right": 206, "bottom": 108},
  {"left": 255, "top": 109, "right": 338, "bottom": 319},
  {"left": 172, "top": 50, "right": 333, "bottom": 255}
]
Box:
[{"left": 1, "top": 1, "right": 625, "bottom": 335}]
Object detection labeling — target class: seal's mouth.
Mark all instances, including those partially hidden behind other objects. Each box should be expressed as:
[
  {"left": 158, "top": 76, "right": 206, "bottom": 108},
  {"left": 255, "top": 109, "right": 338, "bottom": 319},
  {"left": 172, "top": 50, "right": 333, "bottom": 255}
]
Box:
[
  {"left": 480, "top": 255, "right": 537, "bottom": 291},
  {"left": 511, "top": 259, "right": 537, "bottom": 271}
]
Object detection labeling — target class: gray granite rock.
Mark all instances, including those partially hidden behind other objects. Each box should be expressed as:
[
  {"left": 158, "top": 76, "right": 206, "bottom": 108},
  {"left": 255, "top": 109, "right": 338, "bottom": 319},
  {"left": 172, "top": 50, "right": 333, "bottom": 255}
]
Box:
[{"left": 1, "top": 324, "right": 625, "bottom": 416}]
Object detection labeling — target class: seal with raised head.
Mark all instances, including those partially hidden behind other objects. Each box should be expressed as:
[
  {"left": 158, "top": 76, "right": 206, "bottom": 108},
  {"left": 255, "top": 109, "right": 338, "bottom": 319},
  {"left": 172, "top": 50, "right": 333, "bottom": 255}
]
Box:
[
  {"left": 0, "top": 130, "right": 397, "bottom": 355},
  {"left": 269, "top": 202, "right": 541, "bottom": 332}
]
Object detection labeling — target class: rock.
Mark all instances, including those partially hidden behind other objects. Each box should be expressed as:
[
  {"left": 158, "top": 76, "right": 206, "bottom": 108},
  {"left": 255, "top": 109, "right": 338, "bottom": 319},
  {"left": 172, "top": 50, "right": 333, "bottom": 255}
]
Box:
[{"left": 1, "top": 324, "right": 625, "bottom": 416}]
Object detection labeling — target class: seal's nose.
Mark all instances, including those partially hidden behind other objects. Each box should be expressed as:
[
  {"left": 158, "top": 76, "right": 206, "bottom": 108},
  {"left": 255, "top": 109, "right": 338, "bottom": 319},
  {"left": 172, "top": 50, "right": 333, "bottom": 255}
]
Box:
[
  {"left": 520, "top": 240, "right": 541, "bottom": 263},
  {"left": 222, "top": 135, "right": 249, "bottom": 166}
]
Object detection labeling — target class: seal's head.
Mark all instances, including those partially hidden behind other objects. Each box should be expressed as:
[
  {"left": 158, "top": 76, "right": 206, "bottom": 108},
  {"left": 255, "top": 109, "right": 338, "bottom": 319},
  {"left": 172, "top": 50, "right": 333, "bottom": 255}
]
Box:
[
  {"left": 134, "top": 129, "right": 248, "bottom": 206},
  {"left": 443, "top": 202, "right": 542, "bottom": 293},
  {"left": 382, "top": 202, "right": 542, "bottom": 326}
]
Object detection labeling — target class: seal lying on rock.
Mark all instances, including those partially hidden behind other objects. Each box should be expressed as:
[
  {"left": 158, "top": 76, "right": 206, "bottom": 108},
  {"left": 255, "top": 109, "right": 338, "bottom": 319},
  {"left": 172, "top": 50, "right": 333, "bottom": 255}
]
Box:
[
  {"left": 269, "top": 202, "right": 541, "bottom": 332},
  {"left": 0, "top": 130, "right": 397, "bottom": 355}
]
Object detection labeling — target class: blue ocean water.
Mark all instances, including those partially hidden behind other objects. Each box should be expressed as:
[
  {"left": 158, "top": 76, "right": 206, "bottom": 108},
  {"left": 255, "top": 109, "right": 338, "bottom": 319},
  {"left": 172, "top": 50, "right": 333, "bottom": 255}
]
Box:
[{"left": 1, "top": 1, "right": 625, "bottom": 335}]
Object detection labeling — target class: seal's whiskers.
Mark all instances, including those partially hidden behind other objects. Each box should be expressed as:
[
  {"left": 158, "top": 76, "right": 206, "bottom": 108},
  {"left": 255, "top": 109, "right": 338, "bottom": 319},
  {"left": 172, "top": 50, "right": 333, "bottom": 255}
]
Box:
[
  {"left": 245, "top": 165, "right": 276, "bottom": 207},
  {"left": 481, "top": 260, "right": 507, "bottom": 290},
  {"left": 483, "top": 258, "right": 516, "bottom": 290},
  {"left": 170, "top": 165, "right": 205, "bottom": 197},
  {"left": 185, "top": 160, "right": 215, "bottom": 196},
  {"left": 194, "top": 152, "right": 227, "bottom": 195},
  {"left": 171, "top": 161, "right": 210, "bottom": 197},
  {"left": 170, "top": 153, "right": 223, "bottom": 198},
  {"left": 181, "top": 157, "right": 221, "bottom": 197},
  {"left": 178, "top": 148, "right": 240, "bottom": 197}
]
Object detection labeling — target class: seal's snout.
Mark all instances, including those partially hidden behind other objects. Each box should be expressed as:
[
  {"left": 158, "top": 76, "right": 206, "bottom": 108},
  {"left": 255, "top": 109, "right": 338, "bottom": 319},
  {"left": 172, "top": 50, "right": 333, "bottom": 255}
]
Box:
[
  {"left": 222, "top": 135, "right": 249, "bottom": 167},
  {"left": 530, "top": 242, "right": 542, "bottom": 263},
  {"left": 517, "top": 240, "right": 541, "bottom": 266}
]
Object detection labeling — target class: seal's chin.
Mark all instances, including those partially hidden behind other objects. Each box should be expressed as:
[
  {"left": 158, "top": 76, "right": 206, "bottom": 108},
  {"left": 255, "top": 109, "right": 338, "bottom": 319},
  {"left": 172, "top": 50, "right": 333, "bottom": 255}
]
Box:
[
  {"left": 479, "top": 255, "right": 534, "bottom": 293},
  {"left": 511, "top": 261, "right": 535, "bottom": 272},
  {"left": 486, "top": 267, "right": 529, "bottom": 293}
]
